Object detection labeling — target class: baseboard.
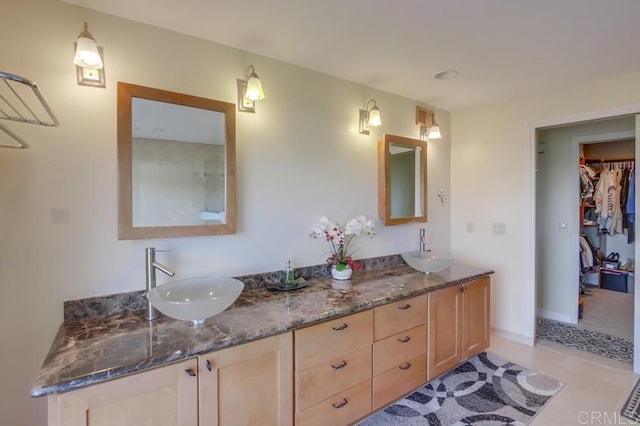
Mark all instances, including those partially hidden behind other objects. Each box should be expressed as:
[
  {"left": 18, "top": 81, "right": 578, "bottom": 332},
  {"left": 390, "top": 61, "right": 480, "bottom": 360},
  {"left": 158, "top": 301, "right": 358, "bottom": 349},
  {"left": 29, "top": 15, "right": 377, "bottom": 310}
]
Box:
[
  {"left": 491, "top": 327, "right": 535, "bottom": 346},
  {"left": 536, "top": 309, "right": 575, "bottom": 324}
]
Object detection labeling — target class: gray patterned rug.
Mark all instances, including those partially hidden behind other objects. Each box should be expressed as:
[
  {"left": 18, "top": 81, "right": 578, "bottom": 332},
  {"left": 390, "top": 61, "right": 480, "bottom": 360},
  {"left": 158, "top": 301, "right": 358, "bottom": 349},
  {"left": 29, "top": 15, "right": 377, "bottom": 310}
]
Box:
[
  {"left": 536, "top": 317, "right": 633, "bottom": 363},
  {"left": 360, "top": 352, "right": 563, "bottom": 425},
  {"left": 622, "top": 378, "right": 640, "bottom": 422}
]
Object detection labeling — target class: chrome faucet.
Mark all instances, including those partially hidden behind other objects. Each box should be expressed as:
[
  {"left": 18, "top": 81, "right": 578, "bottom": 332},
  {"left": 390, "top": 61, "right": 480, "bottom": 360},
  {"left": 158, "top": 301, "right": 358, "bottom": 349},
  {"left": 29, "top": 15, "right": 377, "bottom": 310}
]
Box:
[
  {"left": 145, "top": 247, "right": 175, "bottom": 321},
  {"left": 419, "top": 228, "right": 428, "bottom": 252}
]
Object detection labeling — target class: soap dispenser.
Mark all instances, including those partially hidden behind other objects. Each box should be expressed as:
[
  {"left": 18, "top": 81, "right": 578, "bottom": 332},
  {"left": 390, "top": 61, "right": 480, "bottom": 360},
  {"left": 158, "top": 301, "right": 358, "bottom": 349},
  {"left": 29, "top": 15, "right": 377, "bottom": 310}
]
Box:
[{"left": 282, "top": 259, "right": 295, "bottom": 286}]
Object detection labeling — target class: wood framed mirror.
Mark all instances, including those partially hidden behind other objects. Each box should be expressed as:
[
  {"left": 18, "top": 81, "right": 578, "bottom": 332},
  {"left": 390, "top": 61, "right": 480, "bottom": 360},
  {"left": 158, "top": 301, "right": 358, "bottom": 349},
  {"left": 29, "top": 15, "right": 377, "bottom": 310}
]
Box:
[
  {"left": 117, "top": 82, "right": 236, "bottom": 239},
  {"left": 378, "top": 134, "right": 428, "bottom": 226}
]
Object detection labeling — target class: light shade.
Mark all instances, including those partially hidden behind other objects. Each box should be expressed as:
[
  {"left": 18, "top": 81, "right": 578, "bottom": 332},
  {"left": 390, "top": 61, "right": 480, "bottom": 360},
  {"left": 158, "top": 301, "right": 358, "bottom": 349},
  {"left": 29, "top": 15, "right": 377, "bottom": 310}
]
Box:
[
  {"left": 368, "top": 105, "right": 382, "bottom": 127},
  {"left": 244, "top": 65, "right": 265, "bottom": 101},
  {"left": 73, "top": 23, "right": 103, "bottom": 69},
  {"left": 428, "top": 121, "right": 442, "bottom": 139}
]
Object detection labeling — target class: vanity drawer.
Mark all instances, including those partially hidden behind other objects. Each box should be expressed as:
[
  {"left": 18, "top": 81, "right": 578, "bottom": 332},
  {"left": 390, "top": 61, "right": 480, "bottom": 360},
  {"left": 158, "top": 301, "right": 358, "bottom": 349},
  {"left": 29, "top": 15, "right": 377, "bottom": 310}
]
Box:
[
  {"left": 374, "top": 295, "right": 427, "bottom": 341},
  {"left": 295, "top": 345, "right": 371, "bottom": 412},
  {"left": 373, "top": 354, "right": 427, "bottom": 410},
  {"left": 373, "top": 324, "right": 427, "bottom": 375},
  {"left": 296, "top": 379, "right": 372, "bottom": 426},
  {"left": 295, "top": 310, "right": 373, "bottom": 371}
]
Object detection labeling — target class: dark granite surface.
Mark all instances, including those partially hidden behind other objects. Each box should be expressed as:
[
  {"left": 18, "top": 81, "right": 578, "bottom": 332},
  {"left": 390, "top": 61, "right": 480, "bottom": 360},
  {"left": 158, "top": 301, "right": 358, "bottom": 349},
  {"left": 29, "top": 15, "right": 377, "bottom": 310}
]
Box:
[
  {"left": 63, "top": 254, "right": 406, "bottom": 322},
  {"left": 32, "top": 262, "right": 493, "bottom": 397}
]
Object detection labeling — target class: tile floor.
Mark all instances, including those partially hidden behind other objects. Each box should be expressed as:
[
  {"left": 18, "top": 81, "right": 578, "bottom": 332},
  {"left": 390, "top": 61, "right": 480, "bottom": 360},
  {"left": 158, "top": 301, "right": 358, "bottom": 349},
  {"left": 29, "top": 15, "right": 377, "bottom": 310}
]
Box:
[{"left": 489, "top": 333, "right": 639, "bottom": 425}]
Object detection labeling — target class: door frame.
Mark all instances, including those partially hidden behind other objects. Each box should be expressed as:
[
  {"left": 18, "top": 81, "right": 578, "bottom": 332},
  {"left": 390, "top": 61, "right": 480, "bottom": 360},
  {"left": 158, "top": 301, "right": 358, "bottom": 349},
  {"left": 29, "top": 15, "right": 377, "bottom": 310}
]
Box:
[{"left": 527, "top": 103, "right": 640, "bottom": 373}]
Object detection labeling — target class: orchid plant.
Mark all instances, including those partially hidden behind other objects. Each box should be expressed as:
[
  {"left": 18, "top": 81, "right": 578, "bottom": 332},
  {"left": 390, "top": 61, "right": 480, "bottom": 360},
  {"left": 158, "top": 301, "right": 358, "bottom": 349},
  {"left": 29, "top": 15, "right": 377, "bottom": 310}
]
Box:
[{"left": 310, "top": 215, "right": 376, "bottom": 271}]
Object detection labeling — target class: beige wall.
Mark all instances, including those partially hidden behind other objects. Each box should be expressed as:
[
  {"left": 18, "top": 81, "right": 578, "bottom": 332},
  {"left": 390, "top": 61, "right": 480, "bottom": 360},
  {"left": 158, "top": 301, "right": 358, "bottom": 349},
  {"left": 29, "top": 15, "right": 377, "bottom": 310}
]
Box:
[
  {"left": 451, "top": 73, "right": 640, "bottom": 343},
  {"left": 0, "top": 0, "right": 451, "bottom": 423}
]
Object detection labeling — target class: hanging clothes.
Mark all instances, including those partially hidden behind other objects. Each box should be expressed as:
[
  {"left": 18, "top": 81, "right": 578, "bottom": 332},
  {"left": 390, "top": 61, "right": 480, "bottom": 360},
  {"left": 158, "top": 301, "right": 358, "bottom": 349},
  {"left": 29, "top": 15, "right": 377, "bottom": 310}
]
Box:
[
  {"left": 579, "top": 234, "right": 595, "bottom": 272},
  {"left": 627, "top": 169, "right": 635, "bottom": 243},
  {"left": 594, "top": 168, "right": 623, "bottom": 234},
  {"left": 579, "top": 164, "right": 596, "bottom": 200}
]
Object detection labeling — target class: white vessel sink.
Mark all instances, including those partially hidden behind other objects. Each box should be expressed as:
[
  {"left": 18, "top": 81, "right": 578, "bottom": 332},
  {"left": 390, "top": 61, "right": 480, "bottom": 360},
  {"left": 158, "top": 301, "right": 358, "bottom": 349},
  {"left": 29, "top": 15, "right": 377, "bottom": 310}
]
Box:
[
  {"left": 147, "top": 276, "right": 244, "bottom": 325},
  {"left": 402, "top": 251, "right": 454, "bottom": 274}
]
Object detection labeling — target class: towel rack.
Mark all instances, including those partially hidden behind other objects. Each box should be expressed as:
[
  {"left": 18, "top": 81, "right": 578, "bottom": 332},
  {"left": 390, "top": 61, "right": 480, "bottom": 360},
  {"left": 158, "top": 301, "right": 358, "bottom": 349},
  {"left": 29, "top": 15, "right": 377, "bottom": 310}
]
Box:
[{"left": 0, "top": 71, "right": 59, "bottom": 149}]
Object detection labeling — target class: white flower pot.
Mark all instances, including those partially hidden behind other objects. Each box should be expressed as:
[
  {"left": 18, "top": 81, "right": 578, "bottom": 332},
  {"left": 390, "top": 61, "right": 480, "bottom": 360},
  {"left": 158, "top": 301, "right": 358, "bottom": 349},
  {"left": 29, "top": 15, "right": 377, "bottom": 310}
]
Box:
[{"left": 331, "top": 266, "right": 352, "bottom": 280}]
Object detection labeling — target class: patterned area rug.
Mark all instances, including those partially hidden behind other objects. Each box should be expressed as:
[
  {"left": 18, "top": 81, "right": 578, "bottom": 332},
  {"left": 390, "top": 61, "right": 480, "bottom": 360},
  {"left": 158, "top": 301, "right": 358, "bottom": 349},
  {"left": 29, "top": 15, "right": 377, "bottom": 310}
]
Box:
[
  {"left": 360, "top": 352, "right": 563, "bottom": 425},
  {"left": 536, "top": 317, "right": 633, "bottom": 363},
  {"left": 622, "top": 378, "right": 640, "bottom": 422}
]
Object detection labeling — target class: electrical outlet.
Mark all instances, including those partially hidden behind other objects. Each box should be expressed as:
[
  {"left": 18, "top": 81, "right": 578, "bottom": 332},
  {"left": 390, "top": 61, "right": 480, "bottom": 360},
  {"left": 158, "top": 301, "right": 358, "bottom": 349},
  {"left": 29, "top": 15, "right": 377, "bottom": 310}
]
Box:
[
  {"left": 492, "top": 223, "right": 506, "bottom": 235},
  {"left": 466, "top": 222, "right": 474, "bottom": 233}
]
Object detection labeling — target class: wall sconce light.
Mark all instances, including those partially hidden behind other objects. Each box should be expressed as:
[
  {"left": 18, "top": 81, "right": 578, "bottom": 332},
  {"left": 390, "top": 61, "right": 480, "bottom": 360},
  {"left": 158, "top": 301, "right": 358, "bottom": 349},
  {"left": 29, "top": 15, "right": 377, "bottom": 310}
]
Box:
[
  {"left": 237, "top": 64, "right": 265, "bottom": 113},
  {"left": 73, "top": 22, "right": 105, "bottom": 88},
  {"left": 359, "top": 99, "right": 382, "bottom": 135},
  {"left": 416, "top": 106, "right": 442, "bottom": 141}
]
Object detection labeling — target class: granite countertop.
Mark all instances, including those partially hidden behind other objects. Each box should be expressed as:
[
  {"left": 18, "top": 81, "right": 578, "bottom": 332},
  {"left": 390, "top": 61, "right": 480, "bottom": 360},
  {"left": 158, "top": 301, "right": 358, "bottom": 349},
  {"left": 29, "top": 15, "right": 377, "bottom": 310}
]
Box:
[{"left": 31, "top": 263, "right": 493, "bottom": 397}]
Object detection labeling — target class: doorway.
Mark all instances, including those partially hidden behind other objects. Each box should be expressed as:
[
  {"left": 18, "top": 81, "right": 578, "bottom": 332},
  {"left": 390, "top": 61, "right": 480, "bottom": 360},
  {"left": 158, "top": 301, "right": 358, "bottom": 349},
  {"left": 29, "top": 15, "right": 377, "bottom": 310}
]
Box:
[{"left": 533, "top": 114, "right": 639, "bottom": 370}]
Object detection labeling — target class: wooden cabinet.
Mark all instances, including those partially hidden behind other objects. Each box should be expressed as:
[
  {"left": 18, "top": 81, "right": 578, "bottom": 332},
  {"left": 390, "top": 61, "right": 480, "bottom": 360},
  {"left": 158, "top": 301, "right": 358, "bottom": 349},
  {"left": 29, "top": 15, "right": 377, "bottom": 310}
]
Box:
[
  {"left": 48, "top": 333, "right": 293, "bottom": 426},
  {"left": 462, "top": 277, "right": 491, "bottom": 359},
  {"left": 427, "top": 277, "right": 490, "bottom": 380},
  {"left": 294, "top": 310, "right": 373, "bottom": 426},
  {"left": 372, "top": 295, "right": 427, "bottom": 410},
  {"left": 47, "top": 358, "right": 199, "bottom": 426},
  {"left": 47, "top": 278, "right": 491, "bottom": 426},
  {"left": 199, "top": 332, "right": 293, "bottom": 426}
]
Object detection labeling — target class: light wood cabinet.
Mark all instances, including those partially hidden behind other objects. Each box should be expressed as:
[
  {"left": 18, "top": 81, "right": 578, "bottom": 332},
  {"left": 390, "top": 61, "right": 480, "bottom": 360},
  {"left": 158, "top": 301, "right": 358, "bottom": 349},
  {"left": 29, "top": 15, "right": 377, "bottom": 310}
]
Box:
[
  {"left": 372, "top": 354, "right": 427, "bottom": 410},
  {"left": 373, "top": 295, "right": 427, "bottom": 341},
  {"left": 199, "top": 332, "right": 293, "bottom": 426},
  {"left": 462, "top": 277, "right": 491, "bottom": 359},
  {"left": 47, "top": 358, "right": 199, "bottom": 426},
  {"left": 295, "top": 310, "right": 373, "bottom": 371},
  {"left": 47, "top": 278, "right": 490, "bottom": 426},
  {"left": 372, "top": 295, "right": 428, "bottom": 411},
  {"left": 295, "top": 379, "right": 372, "bottom": 426},
  {"left": 294, "top": 310, "right": 373, "bottom": 426},
  {"left": 427, "top": 277, "right": 490, "bottom": 380},
  {"left": 48, "top": 333, "right": 293, "bottom": 426}
]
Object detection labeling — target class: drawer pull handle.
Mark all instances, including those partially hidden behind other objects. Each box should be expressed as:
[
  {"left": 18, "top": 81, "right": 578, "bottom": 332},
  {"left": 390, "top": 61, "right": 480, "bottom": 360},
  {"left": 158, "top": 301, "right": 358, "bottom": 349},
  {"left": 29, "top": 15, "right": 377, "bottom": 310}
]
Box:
[
  {"left": 398, "top": 336, "right": 411, "bottom": 343},
  {"left": 399, "top": 362, "right": 412, "bottom": 370},
  {"left": 398, "top": 304, "right": 411, "bottom": 310},
  {"left": 332, "top": 323, "right": 348, "bottom": 331},
  {"left": 332, "top": 398, "right": 348, "bottom": 409},
  {"left": 206, "top": 359, "right": 212, "bottom": 372},
  {"left": 331, "top": 360, "right": 348, "bottom": 370},
  {"left": 185, "top": 368, "right": 196, "bottom": 377}
]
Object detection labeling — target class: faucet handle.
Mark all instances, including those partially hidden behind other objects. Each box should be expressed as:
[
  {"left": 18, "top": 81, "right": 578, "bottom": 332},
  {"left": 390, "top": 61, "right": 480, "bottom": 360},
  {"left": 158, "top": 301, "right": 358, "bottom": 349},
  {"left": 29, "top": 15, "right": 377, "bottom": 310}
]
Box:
[{"left": 154, "top": 249, "right": 170, "bottom": 253}]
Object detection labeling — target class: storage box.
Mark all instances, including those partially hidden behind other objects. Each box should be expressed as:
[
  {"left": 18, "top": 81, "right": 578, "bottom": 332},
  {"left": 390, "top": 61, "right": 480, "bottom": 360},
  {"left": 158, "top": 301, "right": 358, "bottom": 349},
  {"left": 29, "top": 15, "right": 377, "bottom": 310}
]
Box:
[
  {"left": 601, "top": 270, "right": 627, "bottom": 293},
  {"left": 603, "top": 260, "right": 620, "bottom": 270}
]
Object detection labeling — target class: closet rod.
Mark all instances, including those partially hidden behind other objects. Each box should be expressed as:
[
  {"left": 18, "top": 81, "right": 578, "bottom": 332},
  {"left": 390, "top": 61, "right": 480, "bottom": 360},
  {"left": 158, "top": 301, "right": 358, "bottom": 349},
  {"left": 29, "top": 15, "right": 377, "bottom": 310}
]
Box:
[{"left": 584, "top": 157, "right": 635, "bottom": 163}]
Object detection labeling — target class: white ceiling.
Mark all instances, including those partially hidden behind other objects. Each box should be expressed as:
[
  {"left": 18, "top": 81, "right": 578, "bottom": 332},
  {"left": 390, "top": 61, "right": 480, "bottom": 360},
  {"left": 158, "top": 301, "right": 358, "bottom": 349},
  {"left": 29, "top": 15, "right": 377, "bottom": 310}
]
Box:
[{"left": 64, "top": 0, "right": 640, "bottom": 111}]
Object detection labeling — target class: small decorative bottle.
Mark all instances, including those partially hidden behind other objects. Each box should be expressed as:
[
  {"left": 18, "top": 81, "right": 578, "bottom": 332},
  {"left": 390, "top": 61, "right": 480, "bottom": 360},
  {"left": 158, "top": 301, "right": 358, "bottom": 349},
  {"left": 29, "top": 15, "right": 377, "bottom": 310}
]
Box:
[{"left": 282, "top": 259, "right": 295, "bottom": 287}]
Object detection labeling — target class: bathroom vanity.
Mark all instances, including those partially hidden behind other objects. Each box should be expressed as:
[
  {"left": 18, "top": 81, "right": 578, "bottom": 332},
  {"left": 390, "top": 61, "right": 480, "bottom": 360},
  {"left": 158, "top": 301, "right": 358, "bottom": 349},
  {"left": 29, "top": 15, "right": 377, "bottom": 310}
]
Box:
[{"left": 33, "top": 263, "right": 492, "bottom": 426}]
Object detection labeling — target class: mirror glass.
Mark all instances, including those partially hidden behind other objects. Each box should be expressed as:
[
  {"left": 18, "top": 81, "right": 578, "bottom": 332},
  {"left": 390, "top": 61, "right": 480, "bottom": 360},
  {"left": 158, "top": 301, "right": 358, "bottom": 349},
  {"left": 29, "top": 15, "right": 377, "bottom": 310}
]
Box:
[
  {"left": 118, "top": 82, "right": 236, "bottom": 239},
  {"left": 378, "top": 134, "right": 427, "bottom": 225}
]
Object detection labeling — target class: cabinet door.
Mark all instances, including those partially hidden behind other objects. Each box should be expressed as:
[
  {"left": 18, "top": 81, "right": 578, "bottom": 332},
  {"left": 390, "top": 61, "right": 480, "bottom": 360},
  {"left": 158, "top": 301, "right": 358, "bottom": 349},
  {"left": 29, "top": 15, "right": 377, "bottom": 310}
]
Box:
[
  {"left": 199, "top": 332, "right": 293, "bottom": 426},
  {"left": 462, "top": 277, "right": 490, "bottom": 359},
  {"left": 427, "top": 285, "right": 462, "bottom": 381},
  {"left": 48, "top": 358, "right": 198, "bottom": 426}
]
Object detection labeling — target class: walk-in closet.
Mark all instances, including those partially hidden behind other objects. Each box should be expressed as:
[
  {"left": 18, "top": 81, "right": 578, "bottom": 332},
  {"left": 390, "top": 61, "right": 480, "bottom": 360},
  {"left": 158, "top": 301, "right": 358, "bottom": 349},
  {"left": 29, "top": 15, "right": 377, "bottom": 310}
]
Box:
[
  {"left": 579, "top": 139, "right": 635, "bottom": 341},
  {"left": 535, "top": 115, "right": 636, "bottom": 364}
]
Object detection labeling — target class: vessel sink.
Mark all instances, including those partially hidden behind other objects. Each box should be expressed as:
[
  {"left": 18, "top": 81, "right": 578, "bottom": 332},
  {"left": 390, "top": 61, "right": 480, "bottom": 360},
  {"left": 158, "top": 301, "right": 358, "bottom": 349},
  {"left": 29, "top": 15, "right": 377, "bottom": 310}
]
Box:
[
  {"left": 147, "top": 276, "right": 244, "bottom": 325},
  {"left": 402, "top": 251, "right": 454, "bottom": 274}
]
